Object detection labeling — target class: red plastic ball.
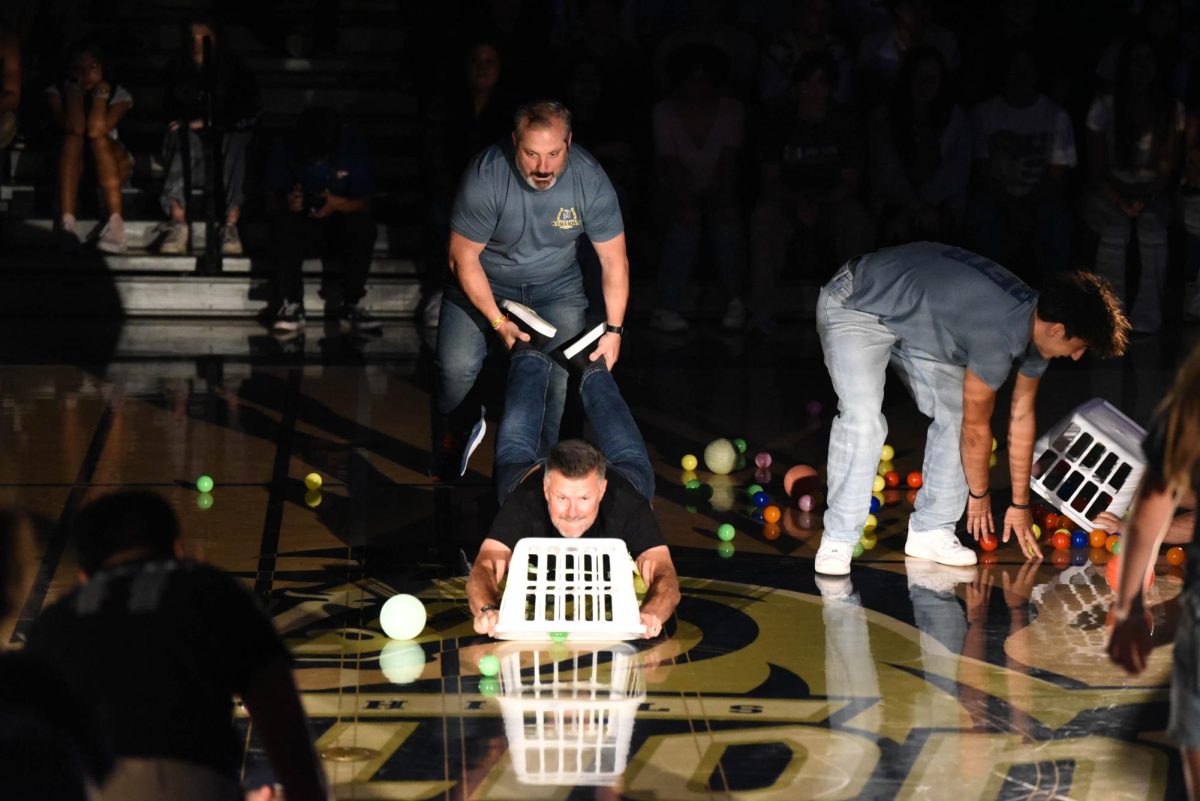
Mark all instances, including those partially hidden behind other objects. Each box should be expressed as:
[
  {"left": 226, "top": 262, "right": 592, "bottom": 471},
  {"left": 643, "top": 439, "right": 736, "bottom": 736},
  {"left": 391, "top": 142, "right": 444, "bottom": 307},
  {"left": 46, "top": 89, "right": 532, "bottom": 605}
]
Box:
[
  {"left": 979, "top": 533, "right": 998, "bottom": 552},
  {"left": 883, "top": 470, "right": 901, "bottom": 488},
  {"left": 1043, "top": 512, "right": 1060, "bottom": 530},
  {"left": 906, "top": 471, "right": 923, "bottom": 488},
  {"left": 1050, "top": 531, "right": 1071, "bottom": 550}
]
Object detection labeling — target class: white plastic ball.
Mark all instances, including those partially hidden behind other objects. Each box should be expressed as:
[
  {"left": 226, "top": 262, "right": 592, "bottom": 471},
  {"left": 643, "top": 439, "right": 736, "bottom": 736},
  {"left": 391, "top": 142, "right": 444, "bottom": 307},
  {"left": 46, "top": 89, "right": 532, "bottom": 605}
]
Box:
[
  {"left": 703, "top": 438, "right": 738, "bottom": 475},
  {"left": 380, "top": 594, "right": 427, "bottom": 640}
]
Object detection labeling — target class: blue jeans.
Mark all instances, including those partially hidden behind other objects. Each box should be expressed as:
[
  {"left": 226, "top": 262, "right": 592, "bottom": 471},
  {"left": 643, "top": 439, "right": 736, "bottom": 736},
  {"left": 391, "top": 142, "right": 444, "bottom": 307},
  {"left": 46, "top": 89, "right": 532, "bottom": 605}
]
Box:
[
  {"left": 494, "top": 349, "right": 654, "bottom": 505},
  {"left": 816, "top": 264, "right": 969, "bottom": 543},
  {"left": 435, "top": 265, "right": 587, "bottom": 446}
]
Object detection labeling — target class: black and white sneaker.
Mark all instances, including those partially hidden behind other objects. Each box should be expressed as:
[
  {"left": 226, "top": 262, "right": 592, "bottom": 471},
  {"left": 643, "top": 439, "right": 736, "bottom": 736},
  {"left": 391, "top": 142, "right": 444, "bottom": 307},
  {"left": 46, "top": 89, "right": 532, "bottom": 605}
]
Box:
[
  {"left": 339, "top": 301, "right": 383, "bottom": 333},
  {"left": 500, "top": 299, "right": 557, "bottom": 349},
  {"left": 459, "top": 406, "right": 487, "bottom": 477},
  {"left": 271, "top": 299, "right": 306, "bottom": 331},
  {"left": 558, "top": 322, "right": 608, "bottom": 374}
]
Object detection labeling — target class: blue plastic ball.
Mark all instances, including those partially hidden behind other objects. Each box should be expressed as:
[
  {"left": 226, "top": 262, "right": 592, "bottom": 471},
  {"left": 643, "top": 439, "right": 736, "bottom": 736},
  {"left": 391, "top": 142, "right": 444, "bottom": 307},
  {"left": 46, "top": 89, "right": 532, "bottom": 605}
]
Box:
[
  {"left": 752, "top": 491, "right": 770, "bottom": 508},
  {"left": 1070, "top": 530, "right": 1089, "bottom": 549},
  {"left": 869, "top": 496, "right": 881, "bottom": 513}
]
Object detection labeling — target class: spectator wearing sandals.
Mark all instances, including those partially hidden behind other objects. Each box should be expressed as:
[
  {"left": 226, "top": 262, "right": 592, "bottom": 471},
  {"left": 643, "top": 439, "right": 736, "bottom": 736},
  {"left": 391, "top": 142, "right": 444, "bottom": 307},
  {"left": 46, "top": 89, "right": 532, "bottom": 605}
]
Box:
[
  {"left": 45, "top": 40, "right": 133, "bottom": 254},
  {"left": 156, "top": 14, "right": 259, "bottom": 257}
]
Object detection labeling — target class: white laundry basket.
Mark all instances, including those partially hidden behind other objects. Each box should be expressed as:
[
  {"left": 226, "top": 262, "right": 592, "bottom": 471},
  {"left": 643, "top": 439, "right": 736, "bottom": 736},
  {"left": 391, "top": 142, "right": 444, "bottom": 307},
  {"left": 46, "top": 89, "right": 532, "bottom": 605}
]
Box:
[
  {"left": 1030, "top": 398, "right": 1146, "bottom": 531},
  {"left": 494, "top": 538, "right": 644, "bottom": 642},
  {"left": 495, "top": 643, "right": 645, "bottom": 786}
]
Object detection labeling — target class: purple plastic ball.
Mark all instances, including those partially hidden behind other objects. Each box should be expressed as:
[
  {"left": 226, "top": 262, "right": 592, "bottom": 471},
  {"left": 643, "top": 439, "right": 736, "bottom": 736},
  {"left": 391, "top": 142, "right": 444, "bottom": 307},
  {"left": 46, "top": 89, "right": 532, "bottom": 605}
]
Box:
[
  {"left": 798, "top": 494, "right": 815, "bottom": 512},
  {"left": 754, "top": 452, "right": 772, "bottom": 469}
]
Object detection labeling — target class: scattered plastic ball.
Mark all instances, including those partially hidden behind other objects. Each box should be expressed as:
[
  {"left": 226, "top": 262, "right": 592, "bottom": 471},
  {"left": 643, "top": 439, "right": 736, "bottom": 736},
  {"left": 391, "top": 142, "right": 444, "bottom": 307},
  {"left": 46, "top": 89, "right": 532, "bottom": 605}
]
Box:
[
  {"left": 882, "top": 470, "right": 901, "bottom": 489},
  {"left": 783, "top": 464, "right": 819, "bottom": 498},
  {"left": 733, "top": 438, "right": 748, "bottom": 454},
  {"left": 304, "top": 472, "right": 323, "bottom": 491},
  {"left": 906, "top": 472, "right": 923, "bottom": 488},
  {"left": 196, "top": 492, "right": 214, "bottom": 510},
  {"left": 863, "top": 513, "right": 877, "bottom": 531},
  {"left": 1111, "top": 538, "right": 1123, "bottom": 555},
  {"left": 550, "top": 631, "right": 568, "bottom": 642},
  {"left": 762, "top": 522, "right": 781, "bottom": 540},
  {"left": 1105, "top": 554, "right": 1154, "bottom": 593},
  {"left": 479, "top": 677, "right": 500, "bottom": 697},
  {"left": 872, "top": 491, "right": 885, "bottom": 507},
  {"left": 196, "top": 474, "right": 214, "bottom": 493},
  {"left": 1168, "top": 546, "right": 1186, "bottom": 567},
  {"left": 685, "top": 478, "right": 701, "bottom": 490},
  {"left": 798, "top": 494, "right": 815, "bottom": 512},
  {"left": 717, "top": 523, "right": 736, "bottom": 542},
  {"left": 1105, "top": 534, "right": 1121, "bottom": 553},
  {"left": 880, "top": 444, "right": 895, "bottom": 462},
  {"left": 478, "top": 654, "right": 501, "bottom": 677},
  {"left": 989, "top": 453, "right": 998, "bottom": 469},
  {"left": 681, "top": 454, "right": 698, "bottom": 471},
  {"left": 873, "top": 475, "right": 886, "bottom": 493},
  {"left": 1044, "top": 512, "right": 1060, "bottom": 530},
  {"left": 1071, "top": 530, "right": 1089, "bottom": 549},
  {"left": 633, "top": 574, "right": 647, "bottom": 593},
  {"left": 1050, "top": 531, "right": 1071, "bottom": 550},
  {"left": 763, "top": 505, "right": 781, "bottom": 524},
  {"left": 860, "top": 531, "right": 878, "bottom": 550},
  {"left": 380, "top": 594, "right": 427, "bottom": 640},
  {"left": 805, "top": 400, "right": 822, "bottom": 416},
  {"left": 755, "top": 452, "right": 772, "bottom": 469},
  {"left": 869, "top": 496, "right": 881, "bottom": 513},
  {"left": 1089, "top": 529, "right": 1108, "bottom": 548},
  {"left": 852, "top": 541, "right": 865, "bottom": 558},
  {"left": 1031, "top": 523, "right": 1042, "bottom": 539},
  {"left": 991, "top": 437, "right": 998, "bottom": 453},
  {"left": 304, "top": 490, "right": 322, "bottom": 508},
  {"left": 746, "top": 483, "right": 764, "bottom": 497},
  {"left": 980, "top": 533, "right": 998, "bottom": 552},
  {"left": 752, "top": 491, "right": 770, "bottom": 508},
  {"left": 877, "top": 460, "right": 895, "bottom": 476},
  {"left": 718, "top": 541, "right": 735, "bottom": 558}
]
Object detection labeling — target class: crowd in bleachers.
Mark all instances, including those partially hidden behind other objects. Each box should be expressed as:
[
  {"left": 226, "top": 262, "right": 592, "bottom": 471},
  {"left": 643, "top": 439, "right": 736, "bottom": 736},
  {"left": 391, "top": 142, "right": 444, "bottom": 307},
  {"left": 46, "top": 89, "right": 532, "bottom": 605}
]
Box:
[{"left": 0, "top": 0, "right": 1199, "bottom": 337}]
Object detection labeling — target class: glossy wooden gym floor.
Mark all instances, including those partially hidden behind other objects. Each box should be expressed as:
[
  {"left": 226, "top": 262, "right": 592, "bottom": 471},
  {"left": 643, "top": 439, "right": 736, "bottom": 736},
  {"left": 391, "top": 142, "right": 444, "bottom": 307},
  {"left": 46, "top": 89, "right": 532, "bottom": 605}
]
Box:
[{"left": 2, "top": 319, "right": 1197, "bottom": 800}]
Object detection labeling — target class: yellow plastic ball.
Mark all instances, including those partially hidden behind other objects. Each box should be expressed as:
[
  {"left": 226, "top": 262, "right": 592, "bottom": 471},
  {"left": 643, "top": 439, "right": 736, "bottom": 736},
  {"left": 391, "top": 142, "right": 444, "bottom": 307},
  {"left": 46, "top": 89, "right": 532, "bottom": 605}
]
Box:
[
  {"left": 877, "top": 460, "right": 895, "bottom": 476},
  {"left": 880, "top": 444, "right": 895, "bottom": 462},
  {"left": 681, "top": 454, "right": 698, "bottom": 471},
  {"left": 863, "top": 513, "right": 878, "bottom": 531},
  {"left": 304, "top": 472, "right": 323, "bottom": 491},
  {"left": 872, "top": 475, "right": 886, "bottom": 493}
]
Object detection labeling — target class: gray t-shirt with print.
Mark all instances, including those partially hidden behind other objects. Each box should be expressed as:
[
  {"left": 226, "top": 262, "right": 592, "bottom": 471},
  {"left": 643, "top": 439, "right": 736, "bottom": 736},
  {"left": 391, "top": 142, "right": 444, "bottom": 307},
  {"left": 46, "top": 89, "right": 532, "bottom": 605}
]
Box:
[
  {"left": 845, "top": 242, "right": 1048, "bottom": 390},
  {"left": 450, "top": 141, "right": 624, "bottom": 286}
]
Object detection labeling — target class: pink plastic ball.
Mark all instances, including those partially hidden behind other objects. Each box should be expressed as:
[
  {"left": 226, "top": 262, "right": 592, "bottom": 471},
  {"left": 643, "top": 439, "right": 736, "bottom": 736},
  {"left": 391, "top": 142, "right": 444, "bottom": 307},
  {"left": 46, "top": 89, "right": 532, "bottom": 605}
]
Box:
[
  {"left": 754, "top": 452, "right": 772, "bottom": 469},
  {"left": 798, "top": 494, "right": 815, "bottom": 512}
]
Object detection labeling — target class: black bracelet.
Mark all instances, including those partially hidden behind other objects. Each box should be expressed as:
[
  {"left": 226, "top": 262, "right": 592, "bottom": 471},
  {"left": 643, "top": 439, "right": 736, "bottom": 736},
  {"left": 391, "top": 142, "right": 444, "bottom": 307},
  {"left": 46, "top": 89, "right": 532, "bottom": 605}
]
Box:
[
  {"left": 968, "top": 487, "right": 989, "bottom": 499},
  {"left": 478, "top": 604, "right": 498, "bottom": 615},
  {"left": 1010, "top": 502, "right": 1031, "bottom": 510}
]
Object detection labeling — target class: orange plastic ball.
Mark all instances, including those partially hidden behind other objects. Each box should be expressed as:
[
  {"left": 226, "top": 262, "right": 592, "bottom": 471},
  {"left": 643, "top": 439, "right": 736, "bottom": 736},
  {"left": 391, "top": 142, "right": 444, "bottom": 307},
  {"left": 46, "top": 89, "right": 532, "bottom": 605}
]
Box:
[
  {"left": 979, "top": 533, "right": 998, "bottom": 552},
  {"left": 1106, "top": 555, "right": 1155, "bottom": 593},
  {"left": 883, "top": 470, "right": 901, "bottom": 488},
  {"left": 1167, "top": 546, "right": 1186, "bottom": 567},
  {"left": 1043, "top": 512, "right": 1060, "bottom": 530},
  {"left": 1050, "top": 531, "right": 1071, "bottom": 550},
  {"left": 906, "top": 471, "right": 923, "bottom": 488},
  {"left": 1105, "top": 534, "right": 1120, "bottom": 553},
  {"left": 763, "top": 505, "right": 782, "bottom": 524},
  {"left": 1089, "top": 529, "right": 1108, "bottom": 548}
]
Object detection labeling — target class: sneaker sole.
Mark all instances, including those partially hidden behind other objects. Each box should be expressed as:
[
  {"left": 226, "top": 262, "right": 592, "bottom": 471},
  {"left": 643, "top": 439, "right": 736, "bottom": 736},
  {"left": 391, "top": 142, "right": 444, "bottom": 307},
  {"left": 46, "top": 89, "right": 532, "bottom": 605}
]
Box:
[
  {"left": 903, "top": 541, "right": 978, "bottom": 566},
  {"left": 814, "top": 558, "right": 851, "bottom": 576},
  {"left": 459, "top": 418, "right": 487, "bottom": 477},
  {"left": 500, "top": 300, "right": 558, "bottom": 338}
]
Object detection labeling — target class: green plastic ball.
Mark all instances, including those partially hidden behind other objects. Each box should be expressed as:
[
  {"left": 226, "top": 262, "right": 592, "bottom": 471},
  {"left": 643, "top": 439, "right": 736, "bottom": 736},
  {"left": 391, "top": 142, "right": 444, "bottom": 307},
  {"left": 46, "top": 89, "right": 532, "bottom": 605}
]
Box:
[
  {"left": 550, "top": 631, "right": 568, "bottom": 642},
  {"left": 478, "top": 654, "right": 501, "bottom": 677},
  {"left": 196, "top": 492, "right": 213, "bottom": 510},
  {"left": 733, "top": 437, "right": 748, "bottom": 454},
  {"left": 479, "top": 677, "right": 500, "bottom": 697},
  {"left": 852, "top": 541, "right": 865, "bottom": 558},
  {"left": 746, "top": 483, "right": 764, "bottom": 498},
  {"left": 196, "top": 475, "right": 214, "bottom": 493},
  {"left": 717, "top": 541, "right": 735, "bottom": 558},
  {"left": 717, "top": 523, "right": 735, "bottom": 542},
  {"left": 685, "top": 478, "right": 701, "bottom": 490}
]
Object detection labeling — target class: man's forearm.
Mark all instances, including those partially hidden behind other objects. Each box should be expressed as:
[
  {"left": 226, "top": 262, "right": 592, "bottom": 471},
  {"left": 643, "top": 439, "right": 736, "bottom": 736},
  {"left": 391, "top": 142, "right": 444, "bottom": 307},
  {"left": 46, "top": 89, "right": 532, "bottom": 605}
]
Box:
[
  {"left": 598, "top": 251, "right": 629, "bottom": 327},
  {"left": 451, "top": 252, "right": 503, "bottom": 323},
  {"left": 960, "top": 421, "right": 992, "bottom": 496},
  {"left": 1007, "top": 409, "right": 1036, "bottom": 505},
  {"left": 466, "top": 563, "right": 502, "bottom": 616},
  {"left": 640, "top": 573, "right": 680, "bottom": 623}
]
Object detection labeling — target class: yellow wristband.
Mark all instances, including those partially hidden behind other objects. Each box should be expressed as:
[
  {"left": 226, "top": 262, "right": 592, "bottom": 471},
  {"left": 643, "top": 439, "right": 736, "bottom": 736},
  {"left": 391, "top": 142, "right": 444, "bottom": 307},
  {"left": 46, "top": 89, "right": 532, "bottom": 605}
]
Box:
[{"left": 490, "top": 315, "right": 507, "bottom": 330}]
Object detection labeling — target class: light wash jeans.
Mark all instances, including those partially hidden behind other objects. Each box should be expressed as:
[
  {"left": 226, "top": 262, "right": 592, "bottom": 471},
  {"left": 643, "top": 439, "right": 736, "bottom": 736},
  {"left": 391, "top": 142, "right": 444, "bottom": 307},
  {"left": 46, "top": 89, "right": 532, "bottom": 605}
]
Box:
[
  {"left": 816, "top": 263, "right": 969, "bottom": 544},
  {"left": 494, "top": 349, "right": 654, "bottom": 504},
  {"left": 435, "top": 265, "right": 587, "bottom": 449},
  {"left": 1083, "top": 188, "right": 1169, "bottom": 333}
]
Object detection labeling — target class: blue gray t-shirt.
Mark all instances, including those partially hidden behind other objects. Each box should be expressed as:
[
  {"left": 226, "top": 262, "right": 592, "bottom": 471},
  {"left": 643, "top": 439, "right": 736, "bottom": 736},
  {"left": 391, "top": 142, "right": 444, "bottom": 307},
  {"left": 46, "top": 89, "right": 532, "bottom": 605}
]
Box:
[
  {"left": 846, "top": 242, "right": 1049, "bottom": 390},
  {"left": 450, "top": 141, "right": 624, "bottom": 285}
]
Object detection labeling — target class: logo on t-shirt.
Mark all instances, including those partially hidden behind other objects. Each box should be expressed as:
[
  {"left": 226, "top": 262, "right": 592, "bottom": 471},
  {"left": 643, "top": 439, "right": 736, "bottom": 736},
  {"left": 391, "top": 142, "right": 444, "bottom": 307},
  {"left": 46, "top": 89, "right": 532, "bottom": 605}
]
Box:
[{"left": 552, "top": 207, "right": 581, "bottom": 230}]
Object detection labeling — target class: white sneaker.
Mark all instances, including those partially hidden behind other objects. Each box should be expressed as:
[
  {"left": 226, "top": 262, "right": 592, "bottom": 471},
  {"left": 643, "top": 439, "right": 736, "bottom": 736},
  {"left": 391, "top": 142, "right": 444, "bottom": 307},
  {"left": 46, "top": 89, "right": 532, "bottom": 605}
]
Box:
[
  {"left": 220, "top": 223, "right": 243, "bottom": 255},
  {"left": 649, "top": 308, "right": 689, "bottom": 333},
  {"left": 158, "top": 221, "right": 188, "bottom": 254},
  {"left": 904, "top": 557, "right": 977, "bottom": 594},
  {"left": 96, "top": 215, "right": 127, "bottom": 254},
  {"left": 904, "top": 526, "right": 978, "bottom": 566},
  {"left": 814, "top": 539, "right": 855, "bottom": 575},
  {"left": 722, "top": 298, "right": 746, "bottom": 330}
]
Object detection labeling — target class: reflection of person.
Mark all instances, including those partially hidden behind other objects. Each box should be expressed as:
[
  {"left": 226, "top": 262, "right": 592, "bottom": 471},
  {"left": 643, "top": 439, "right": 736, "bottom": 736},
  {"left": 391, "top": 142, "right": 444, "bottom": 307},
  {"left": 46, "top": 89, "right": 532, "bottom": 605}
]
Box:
[
  {"left": 45, "top": 41, "right": 134, "bottom": 253},
  {"left": 434, "top": 100, "right": 628, "bottom": 479},
  {"left": 815, "top": 244, "right": 1130, "bottom": 576},
  {"left": 1108, "top": 343, "right": 1200, "bottom": 799},
  {"left": 466, "top": 353, "right": 679, "bottom": 639},
  {"left": 24, "top": 492, "right": 329, "bottom": 801},
  {"left": 262, "top": 107, "right": 378, "bottom": 334},
  {"left": 157, "top": 14, "right": 259, "bottom": 256}
]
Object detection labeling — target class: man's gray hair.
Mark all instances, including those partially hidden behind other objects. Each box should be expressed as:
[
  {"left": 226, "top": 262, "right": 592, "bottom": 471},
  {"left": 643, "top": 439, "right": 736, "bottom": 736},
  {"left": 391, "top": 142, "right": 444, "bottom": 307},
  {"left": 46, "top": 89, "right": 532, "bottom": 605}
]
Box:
[
  {"left": 545, "top": 439, "right": 606, "bottom": 480},
  {"left": 514, "top": 99, "right": 572, "bottom": 139}
]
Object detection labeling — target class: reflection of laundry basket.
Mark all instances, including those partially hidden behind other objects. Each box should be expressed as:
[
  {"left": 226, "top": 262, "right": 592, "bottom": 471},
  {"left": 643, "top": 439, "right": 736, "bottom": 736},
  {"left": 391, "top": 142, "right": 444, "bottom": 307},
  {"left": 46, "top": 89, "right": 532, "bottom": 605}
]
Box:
[
  {"left": 495, "top": 538, "right": 643, "bottom": 642},
  {"left": 1030, "top": 399, "right": 1146, "bottom": 531},
  {"left": 496, "top": 644, "right": 645, "bottom": 786}
]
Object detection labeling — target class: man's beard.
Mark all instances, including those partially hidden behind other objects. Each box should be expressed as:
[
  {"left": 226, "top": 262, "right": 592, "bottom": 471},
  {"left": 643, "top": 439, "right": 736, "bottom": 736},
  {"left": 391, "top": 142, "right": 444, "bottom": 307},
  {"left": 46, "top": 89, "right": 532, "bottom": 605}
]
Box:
[{"left": 522, "top": 170, "right": 560, "bottom": 191}]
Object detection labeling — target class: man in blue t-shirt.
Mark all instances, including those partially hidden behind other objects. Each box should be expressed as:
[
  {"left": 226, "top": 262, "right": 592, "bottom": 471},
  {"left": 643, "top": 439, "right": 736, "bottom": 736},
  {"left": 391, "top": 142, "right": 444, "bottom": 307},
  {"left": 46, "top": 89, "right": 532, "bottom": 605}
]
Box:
[
  {"left": 433, "top": 100, "right": 629, "bottom": 480},
  {"left": 815, "top": 242, "right": 1129, "bottom": 576}
]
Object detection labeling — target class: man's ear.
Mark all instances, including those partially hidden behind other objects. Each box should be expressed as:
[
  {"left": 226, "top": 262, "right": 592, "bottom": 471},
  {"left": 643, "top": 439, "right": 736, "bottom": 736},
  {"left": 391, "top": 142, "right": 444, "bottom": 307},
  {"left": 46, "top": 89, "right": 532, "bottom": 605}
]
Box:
[
  {"left": 596, "top": 477, "right": 608, "bottom": 502},
  {"left": 566, "top": 130, "right": 573, "bottom": 147}
]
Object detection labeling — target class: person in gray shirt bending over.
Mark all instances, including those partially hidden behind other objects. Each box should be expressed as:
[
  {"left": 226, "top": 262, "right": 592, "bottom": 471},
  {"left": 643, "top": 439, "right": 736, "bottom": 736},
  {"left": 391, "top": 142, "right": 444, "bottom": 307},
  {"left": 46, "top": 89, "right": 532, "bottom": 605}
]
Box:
[
  {"left": 433, "top": 100, "right": 629, "bottom": 480},
  {"left": 814, "top": 242, "right": 1130, "bottom": 576}
]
